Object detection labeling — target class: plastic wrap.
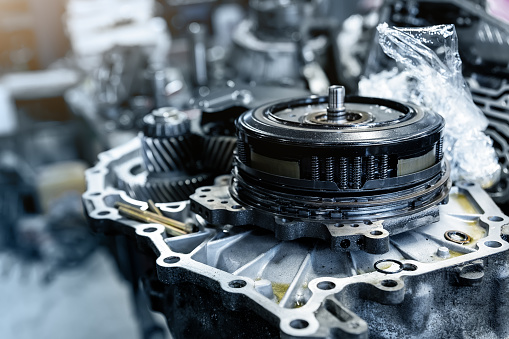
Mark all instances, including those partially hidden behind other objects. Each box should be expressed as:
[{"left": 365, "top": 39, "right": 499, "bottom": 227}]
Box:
[{"left": 359, "top": 23, "right": 500, "bottom": 187}]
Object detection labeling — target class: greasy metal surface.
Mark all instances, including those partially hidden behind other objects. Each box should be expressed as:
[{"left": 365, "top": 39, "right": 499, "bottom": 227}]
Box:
[{"left": 84, "top": 139, "right": 509, "bottom": 338}]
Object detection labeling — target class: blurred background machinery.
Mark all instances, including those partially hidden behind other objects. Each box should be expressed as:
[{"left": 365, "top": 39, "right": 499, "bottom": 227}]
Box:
[{"left": 1, "top": 0, "right": 509, "bottom": 338}]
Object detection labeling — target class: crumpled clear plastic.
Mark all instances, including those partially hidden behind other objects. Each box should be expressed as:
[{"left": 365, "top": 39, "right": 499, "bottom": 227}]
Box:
[{"left": 359, "top": 23, "right": 500, "bottom": 188}]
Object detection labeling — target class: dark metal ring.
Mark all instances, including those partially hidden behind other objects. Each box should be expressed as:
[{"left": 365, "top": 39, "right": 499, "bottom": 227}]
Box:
[{"left": 374, "top": 259, "right": 404, "bottom": 274}]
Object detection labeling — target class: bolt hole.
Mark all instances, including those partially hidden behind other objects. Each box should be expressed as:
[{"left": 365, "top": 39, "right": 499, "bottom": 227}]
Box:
[
  {"left": 488, "top": 216, "right": 503, "bottom": 222},
  {"left": 201, "top": 188, "right": 211, "bottom": 192},
  {"left": 228, "top": 280, "right": 247, "bottom": 288},
  {"left": 98, "top": 211, "right": 110, "bottom": 216},
  {"left": 207, "top": 199, "right": 214, "bottom": 202},
  {"left": 402, "top": 263, "right": 417, "bottom": 271},
  {"left": 334, "top": 223, "right": 344, "bottom": 227},
  {"left": 340, "top": 239, "right": 350, "bottom": 248},
  {"left": 463, "top": 182, "right": 475, "bottom": 187},
  {"left": 221, "top": 201, "right": 228, "bottom": 204},
  {"left": 231, "top": 205, "right": 242, "bottom": 210},
  {"left": 89, "top": 192, "right": 101, "bottom": 196},
  {"left": 363, "top": 220, "right": 372, "bottom": 225},
  {"left": 199, "top": 195, "right": 206, "bottom": 198},
  {"left": 164, "top": 256, "right": 180, "bottom": 264},
  {"left": 485, "top": 241, "right": 502, "bottom": 248},
  {"left": 351, "top": 224, "right": 359, "bottom": 228},
  {"left": 317, "top": 281, "right": 336, "bottom": 290},
  {"left": 290, "top": 319, "right": 309, "bottom": 330},
  {"left": 370, "top": 230, "right": 383, "bottom": 236},
  {"left": 144, "top": 227, "right": 157, "bottom": 233},
  {"left": 381, "top": 279, "right": 398, "bottom": 288}
]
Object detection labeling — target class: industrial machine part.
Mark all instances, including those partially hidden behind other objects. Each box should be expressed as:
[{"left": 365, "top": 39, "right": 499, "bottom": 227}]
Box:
[
  {"left": 192, "top": 82, "right": 310, "bottom": 136},
  {"left": 83, "top": 88, "right": 509, "bottom": 338},
  {"left": 115, "top": 85, "right": 310, "bottom": 203},
  {"left": 229, "top": 0, "right": 330, "bottom": 93},
  {"left": 191, "top": 86, "right": 449, "bottom": 253}
]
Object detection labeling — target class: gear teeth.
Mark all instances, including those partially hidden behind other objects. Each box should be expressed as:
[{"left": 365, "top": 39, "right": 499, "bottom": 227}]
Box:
[{"left": 202, "top": 136, "right": 237, "bottom": 174}]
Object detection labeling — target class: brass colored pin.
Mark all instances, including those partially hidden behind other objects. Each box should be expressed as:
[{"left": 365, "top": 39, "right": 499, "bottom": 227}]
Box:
[
  {"left": 116, "top": 206, "right": 187, "bottom": 237},
  {"left": 147, "top": 199, "right": 163, "bottom": 216},
  {"left": 114, "top": 202, "right": 193, "bottom": 234}
]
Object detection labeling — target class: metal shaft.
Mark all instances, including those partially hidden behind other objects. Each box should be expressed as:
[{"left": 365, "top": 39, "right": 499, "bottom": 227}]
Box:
[
  {"left": 327, "top": 85, "right": 346, "bottom": 122},
  {"left": 148, "top": 199, "right": 163, "bottom": 216},
  {"left": 115, "top": 202, "right": 192, "bottom": 234}
]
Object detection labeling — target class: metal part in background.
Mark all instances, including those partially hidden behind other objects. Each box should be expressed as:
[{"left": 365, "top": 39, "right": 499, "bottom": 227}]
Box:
[
  {"left": 472, "top": 79, "right": 509, "bottom": 206},
  {"left": 228, "top": 0, "right": 332, "bottom": 93},
  {"left": 83, "top": 140, "right": 509, "bottom": 338},
  {"left": 192, "top": 83, "right": 310, "bottom": 136}
]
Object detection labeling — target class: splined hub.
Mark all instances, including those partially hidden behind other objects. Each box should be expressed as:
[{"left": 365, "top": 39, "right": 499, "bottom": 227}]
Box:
[{"left": 232, "top": 85, "right": 450, "bottom": 222}]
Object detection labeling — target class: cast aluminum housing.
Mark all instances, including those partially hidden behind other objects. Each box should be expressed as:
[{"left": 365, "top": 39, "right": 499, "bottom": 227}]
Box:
[{"left": 83, "top": 136, "right": 509, "bottom": 338}]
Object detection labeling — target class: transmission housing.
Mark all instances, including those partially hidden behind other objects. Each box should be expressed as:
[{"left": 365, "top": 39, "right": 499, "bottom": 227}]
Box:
[{"left": 83, "top": 88, "right": 509, "bottom": 339}]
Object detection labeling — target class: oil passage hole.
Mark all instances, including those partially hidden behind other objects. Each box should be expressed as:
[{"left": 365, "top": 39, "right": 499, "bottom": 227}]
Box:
[
  {"left": 228, "top": 280, "right": 247, "bottom": 288},
  {"left": 485, "top": 241, "right": 502, "bottom": 248},
  {"left": 164, "top": 256, "right": 180, "bottom": 264},
  {"left": 317, "top": 281, "right": 336, "bottom": 290},
  {"left": 144, "top": 227, "right": 157, "bottom": 233},
  {"left": 381, "top": 279, "right": 398, "bottom": 288},
  {"left": 290, "top": 319, "right": 309, "bottom": 330},
  {"left": 340, "top": 239, "right": 350, "bottom": 248},
  {"left": 489, "top": 216, "right": 504, "bottom": 222}
]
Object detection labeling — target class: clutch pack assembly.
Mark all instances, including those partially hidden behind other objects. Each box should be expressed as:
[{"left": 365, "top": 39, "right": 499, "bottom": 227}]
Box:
[
  {"left": 83, "top": 86, "right": 509, "bottom": 339},
  {"left": 191, "top": 86, "right": 450, "bottom": 253}
]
